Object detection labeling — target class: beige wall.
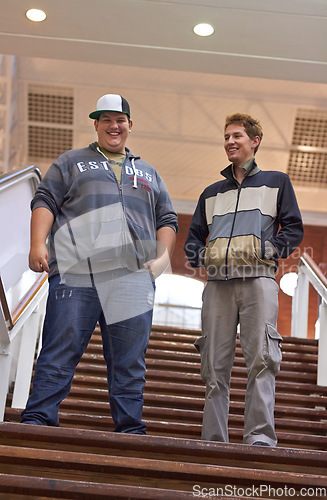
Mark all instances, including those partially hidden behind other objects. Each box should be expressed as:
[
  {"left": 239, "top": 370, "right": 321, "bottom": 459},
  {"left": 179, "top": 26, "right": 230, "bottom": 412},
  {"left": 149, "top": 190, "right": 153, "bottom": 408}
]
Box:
[{"left": 18, "top": 56, "right": 327, "bottom": 217}]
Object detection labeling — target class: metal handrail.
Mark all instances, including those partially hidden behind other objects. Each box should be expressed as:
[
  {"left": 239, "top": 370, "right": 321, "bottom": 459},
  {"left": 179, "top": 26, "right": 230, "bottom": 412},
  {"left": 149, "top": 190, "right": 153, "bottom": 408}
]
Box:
[
  {"left": 0, "top": 275, "right": 14, "bottom": 330},
  {"left": 0, "top": 165, "right": 41, "bottom": 186},
  {"left": 11, "top": 271, "right": 48, "bottom": 326},
  {"left": 292, "top": 252, "right": 327, "bottom": 386},
  {"left": 0, "top": 166, "right": 43, "bottom": 330},
  {"left": 299, "top": 252, "right": 327, "bottom": 303}
]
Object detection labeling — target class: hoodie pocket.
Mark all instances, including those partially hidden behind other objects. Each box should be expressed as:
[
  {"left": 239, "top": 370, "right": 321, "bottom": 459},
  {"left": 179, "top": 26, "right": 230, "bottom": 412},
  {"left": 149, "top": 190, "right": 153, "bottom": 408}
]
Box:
[
  {"left": 92, "top": 215, "right": 138, "bottom": 272},
  {"left": 93, "top": 218, "right": 124, "bottom": 259},
  {"left": 194, "top": 336, "right": 210, "bottom": 383},
  {"left": 264, "top": 323, "right": 283, "bottom": 374},
  {"left": 126, "top": 220, "right": 157, "bottom": 269}
]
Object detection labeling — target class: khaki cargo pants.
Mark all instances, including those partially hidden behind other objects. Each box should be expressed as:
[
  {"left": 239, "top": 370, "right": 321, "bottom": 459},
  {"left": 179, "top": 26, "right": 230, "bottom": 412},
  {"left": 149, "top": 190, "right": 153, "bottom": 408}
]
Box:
[{"left": 195, "top": 277, "right": 282, "bottom": 446}]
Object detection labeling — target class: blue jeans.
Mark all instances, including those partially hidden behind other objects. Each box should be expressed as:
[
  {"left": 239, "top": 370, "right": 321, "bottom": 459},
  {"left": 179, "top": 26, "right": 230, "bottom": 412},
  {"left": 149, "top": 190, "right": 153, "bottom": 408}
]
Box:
[{"left": 21, "top": 274, "right": 153, "bottom": 433}]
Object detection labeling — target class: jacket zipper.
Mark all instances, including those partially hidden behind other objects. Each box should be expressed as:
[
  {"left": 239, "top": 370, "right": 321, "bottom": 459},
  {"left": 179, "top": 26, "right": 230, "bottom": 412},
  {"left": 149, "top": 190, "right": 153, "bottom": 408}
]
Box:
[
  {"left": 119, "top": 156, "right": 140, "bottom": 269},
  {"left": 224, "top": 183, "right": 242, "bottom": 279},
  {"left": 119, "top": 159, "right": 128, "bottom": 269},
  {"left": 220, "top": 162, "right": 256, "bottom": 279},
  {"left": 97, "top": 147, "right": 127, "bottom": 269}
]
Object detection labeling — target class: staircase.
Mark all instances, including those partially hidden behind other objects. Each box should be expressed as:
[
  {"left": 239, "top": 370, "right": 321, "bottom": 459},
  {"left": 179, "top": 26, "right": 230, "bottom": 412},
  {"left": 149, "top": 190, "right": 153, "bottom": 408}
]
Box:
[{"left": 1, "top": 324, "right": 327, "bottom": 499}]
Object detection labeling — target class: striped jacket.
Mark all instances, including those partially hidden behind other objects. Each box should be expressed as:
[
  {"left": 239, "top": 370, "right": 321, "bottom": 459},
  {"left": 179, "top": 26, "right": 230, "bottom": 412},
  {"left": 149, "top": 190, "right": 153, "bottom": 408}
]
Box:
[{"left": 184, "top": 160, "right": 303, "bottom": 280}]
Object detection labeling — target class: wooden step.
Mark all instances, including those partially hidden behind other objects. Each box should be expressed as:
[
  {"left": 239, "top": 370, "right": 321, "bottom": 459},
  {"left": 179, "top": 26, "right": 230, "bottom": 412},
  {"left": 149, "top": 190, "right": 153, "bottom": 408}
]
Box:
[
  {"left": 6, "top": 404, "right": 327, "bottom": 451},
  {"left": 146, "top": 339, "right": 318, "bottom": 363},
  {"left": 0, "top": 474, "right": 194, "bottom": 500},
  {"left": 4, "top": 324, "right": 327, "bottom": 498},
  {"left": 75, "top": 361, "right": 323, "bottom": 394},
  {"left": 87, "top": 336, "right": 319, "bottom": 366},
  {"left": 7, "top": 393, "right": 327, "bottom": 426},
  {"left": 68, "top": 373, "right": 327, "bottom": 406},
  {"left": 76, "top": 353, "right": 318, "bottom": 386},
  {"left": 91, "top": 324, "right": 319, "bottom": 351},
  {"left": 0, "top": 422, "right": 326, "bottom": 499}
]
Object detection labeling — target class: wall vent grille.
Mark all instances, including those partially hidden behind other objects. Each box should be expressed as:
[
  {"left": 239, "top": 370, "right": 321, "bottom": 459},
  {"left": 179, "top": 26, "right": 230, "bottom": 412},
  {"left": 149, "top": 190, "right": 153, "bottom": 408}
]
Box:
[
  {"left": 28, "top": 126, "right": 73, "bottom": 159},
  {"left": 27, "top": 85, "right": 74, "bottom": 160},
  {"left": 287, "top": 108, "right": 327, "bottom": 187}
]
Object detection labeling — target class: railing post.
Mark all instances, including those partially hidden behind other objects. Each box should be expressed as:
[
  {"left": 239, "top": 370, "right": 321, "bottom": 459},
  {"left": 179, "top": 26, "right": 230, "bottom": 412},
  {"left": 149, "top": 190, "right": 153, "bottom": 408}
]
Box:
[
  {"left": 0, "top": 347, "right": 11, "bottom": 421},
  {"left": 0, "top": 309, "right": 11, "bottom": 421},
  {"left": 9, "top": 285, "right": 47, "bottom": 409},
  {"left": 291, "top": 268, "right": 309, "bottom": 337},
  {"left": 317, "top": 301, "right": 327, "bottom": 387},
  {"left": 11, "top": 307, "right": 41, "bottom": 409}
]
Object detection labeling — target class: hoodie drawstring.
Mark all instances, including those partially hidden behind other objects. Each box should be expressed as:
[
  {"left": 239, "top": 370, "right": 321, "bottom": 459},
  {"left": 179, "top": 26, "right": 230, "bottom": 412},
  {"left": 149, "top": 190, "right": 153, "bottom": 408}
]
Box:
[
  {"left": 97, "top": 145, "right": 138, "bottom": 189},
  {"left": 131, "top": 157, "right": 138, "bottom": 189}
]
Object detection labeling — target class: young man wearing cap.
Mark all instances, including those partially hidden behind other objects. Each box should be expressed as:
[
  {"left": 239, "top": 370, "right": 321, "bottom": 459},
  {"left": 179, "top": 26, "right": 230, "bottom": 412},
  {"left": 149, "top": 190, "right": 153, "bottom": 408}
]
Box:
[
  {"left": 21, "top": 94, "right": 178, "bottom": 433},
  {"left": 184, "top": 113, "right": 303, "bottom": 447}
]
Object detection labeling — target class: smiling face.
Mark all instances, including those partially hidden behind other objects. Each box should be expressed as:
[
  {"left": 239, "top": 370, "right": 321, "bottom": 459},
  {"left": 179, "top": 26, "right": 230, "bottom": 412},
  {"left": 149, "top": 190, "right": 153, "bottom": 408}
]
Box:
[
  {"left": 224, "top": 123, "right": 260, "bottom": 167},
  {"left": 94, "top": 111, "right": 132, "bottom": 153}
]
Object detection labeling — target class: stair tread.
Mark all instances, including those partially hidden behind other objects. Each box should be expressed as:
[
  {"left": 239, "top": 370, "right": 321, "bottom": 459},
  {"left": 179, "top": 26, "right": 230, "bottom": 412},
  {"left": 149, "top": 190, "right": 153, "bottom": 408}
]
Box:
[{"left": 3, "top": 325, "right": 327, "bottom": 497}]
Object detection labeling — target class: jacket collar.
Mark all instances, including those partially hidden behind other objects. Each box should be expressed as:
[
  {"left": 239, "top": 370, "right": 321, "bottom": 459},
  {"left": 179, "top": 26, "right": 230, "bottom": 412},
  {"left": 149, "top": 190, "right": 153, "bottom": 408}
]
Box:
[
  {"left": 89, "top": 142, "right": 140, "bottom": 160},
  {"left": 221, "top": 158, "right": 260, "bottom": 181}
]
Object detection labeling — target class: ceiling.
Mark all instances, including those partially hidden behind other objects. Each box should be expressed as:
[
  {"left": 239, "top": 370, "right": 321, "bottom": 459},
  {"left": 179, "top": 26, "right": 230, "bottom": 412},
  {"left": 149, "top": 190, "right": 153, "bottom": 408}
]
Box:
[{"left": 1, "top": 0, "right": 327, "bottom": 84}]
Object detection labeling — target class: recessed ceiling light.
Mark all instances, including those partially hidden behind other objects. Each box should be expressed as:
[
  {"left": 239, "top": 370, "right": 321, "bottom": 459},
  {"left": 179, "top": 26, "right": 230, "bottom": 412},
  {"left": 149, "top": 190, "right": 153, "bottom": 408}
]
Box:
[
  {"left": 193, "top": 23, "right": 214, "bottom": 37},
  {"left": 26, "top": 8, "right": 47, "bottom": 22}
]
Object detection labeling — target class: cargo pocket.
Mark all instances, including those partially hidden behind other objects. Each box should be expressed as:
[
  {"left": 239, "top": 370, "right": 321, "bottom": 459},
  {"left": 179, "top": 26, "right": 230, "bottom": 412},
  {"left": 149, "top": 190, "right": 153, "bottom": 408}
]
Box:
[
  {"left": 264, "top": 323, "right": 283, "bottom": 375},
  {"left": 194, "top": 336, "right": 209, "bottom": 384}
]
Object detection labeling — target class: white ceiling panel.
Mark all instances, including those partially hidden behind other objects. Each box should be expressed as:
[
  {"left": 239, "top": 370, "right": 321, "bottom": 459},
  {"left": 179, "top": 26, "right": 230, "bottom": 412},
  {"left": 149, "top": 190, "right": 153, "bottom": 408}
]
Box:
[
  {"left": 0, "top": 0, "right": 326, "bottom": 83},
  {"left": 0, "top": 1, "right": 327, "bottom": 220}
]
